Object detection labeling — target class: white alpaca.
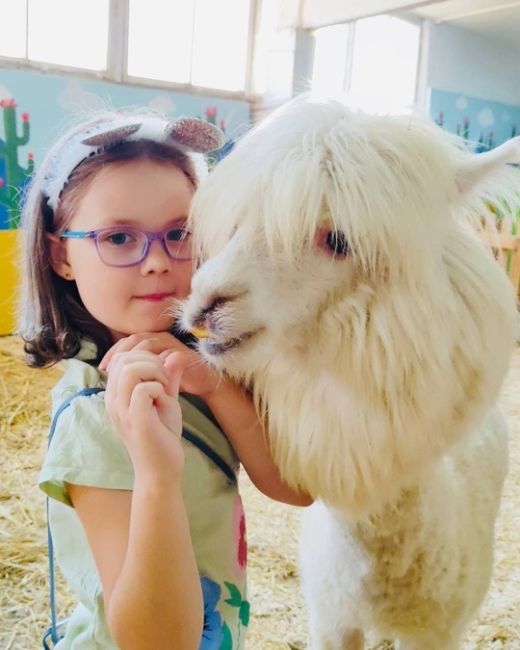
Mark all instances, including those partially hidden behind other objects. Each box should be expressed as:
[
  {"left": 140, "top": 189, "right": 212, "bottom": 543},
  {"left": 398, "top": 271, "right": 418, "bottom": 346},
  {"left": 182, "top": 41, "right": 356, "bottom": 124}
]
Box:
[{"left": 181, "top": 97, "right": 519, "bottom": 650}]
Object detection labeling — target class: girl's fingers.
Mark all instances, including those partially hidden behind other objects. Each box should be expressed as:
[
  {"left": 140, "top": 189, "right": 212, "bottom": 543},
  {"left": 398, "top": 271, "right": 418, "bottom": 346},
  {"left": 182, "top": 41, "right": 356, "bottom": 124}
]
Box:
[
  {"left": 129, "top": 381, "right": 181, "bottom": 436},
  {"left": 100, "top": 334, "right": 161, "bottom": 370},
  {"left": 100, "top": 333, "right": 192, "bottom": 371},
  {"left": 159, "top": 348, "right": 176, "bottom": 362},
  {"left": 99, "top": 334, "right": 139, "bottom": 370},
  {"left": 105, "top": 352, "right": 168, "bottom": 407},
  {"left": 164, "top": 352, "right": 186, "bottom": 399},
  {"left": 128, "top": 381, "right": 166, "bottom": 426},
  {"left": 106, "top": 350, "right": 163, "bottom": 379},
  {"left": 116, "top": 361, "right": 169, "bottom": 410}
]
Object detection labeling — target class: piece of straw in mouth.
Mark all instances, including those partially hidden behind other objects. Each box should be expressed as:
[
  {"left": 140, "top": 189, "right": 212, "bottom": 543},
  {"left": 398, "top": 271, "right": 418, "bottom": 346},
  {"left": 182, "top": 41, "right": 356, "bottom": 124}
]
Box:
[{"left": 190, "top": 326, "right": 209, "bottom": 339}]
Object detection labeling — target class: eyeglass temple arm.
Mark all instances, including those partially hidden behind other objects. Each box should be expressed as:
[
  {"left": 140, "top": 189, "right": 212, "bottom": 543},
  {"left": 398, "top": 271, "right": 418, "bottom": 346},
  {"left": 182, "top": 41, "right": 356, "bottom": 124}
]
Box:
[{"left": 60, "top": 230, "right": 95, "bottom": 239}]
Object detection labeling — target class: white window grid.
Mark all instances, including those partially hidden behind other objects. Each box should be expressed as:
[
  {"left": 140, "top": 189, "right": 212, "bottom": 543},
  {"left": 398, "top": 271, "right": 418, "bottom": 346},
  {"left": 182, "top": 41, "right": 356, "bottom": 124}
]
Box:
[
  {"left": 0, "top": 0, "right": 259, "bottom": 99},
  {"left": 312, "top": 13, "right": 425, "bottom": 111}
]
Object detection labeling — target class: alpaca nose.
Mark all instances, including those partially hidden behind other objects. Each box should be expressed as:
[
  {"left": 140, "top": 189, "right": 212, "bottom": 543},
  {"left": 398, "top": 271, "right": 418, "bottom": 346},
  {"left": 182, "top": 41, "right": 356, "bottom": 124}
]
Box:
[{"left": 189, "top": 295, "right": 230, "bottom": 337}]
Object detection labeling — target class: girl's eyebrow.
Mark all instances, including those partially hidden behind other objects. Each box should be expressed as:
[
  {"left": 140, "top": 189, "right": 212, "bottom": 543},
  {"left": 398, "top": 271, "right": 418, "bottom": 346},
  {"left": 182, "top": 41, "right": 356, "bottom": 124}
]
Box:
[{"left": 100, "top": 216, "right": 189, "bottom": 228}]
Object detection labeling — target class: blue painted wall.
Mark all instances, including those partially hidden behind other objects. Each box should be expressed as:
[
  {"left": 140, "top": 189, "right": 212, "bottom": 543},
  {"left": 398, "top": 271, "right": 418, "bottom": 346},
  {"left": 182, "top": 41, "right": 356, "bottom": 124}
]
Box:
[
  {"left": 0, "top": 67, "right": 251, "bottom": 228},
  {"left": 429, "top": 87, "right": 520, "bottom": 151}
]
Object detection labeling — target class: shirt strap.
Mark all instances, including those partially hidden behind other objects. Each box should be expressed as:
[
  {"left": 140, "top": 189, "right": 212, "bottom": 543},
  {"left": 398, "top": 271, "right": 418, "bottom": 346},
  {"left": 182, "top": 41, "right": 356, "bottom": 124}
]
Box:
[{"left": 45, "top": 386, "right": 105, "bottom": 647}]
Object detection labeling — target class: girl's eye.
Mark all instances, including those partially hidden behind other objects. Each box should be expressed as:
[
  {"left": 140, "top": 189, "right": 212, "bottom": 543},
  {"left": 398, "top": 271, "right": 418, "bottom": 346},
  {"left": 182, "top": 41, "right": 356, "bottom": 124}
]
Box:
[
  {"left": 326, "top": 231, "right": 349, "bottom": 256},
  {"left": 166, "top": 227, "right": 191, "bottom": 242},
  {"left": 106, "top": 231, "right": 135, "bottom": 245}
]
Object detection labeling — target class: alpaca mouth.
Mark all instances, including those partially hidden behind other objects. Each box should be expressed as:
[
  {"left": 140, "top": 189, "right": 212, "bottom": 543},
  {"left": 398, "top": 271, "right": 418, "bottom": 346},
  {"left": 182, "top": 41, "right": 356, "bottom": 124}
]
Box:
[{"left": 202, "top": 330, "right": 259, "bottom": 356}]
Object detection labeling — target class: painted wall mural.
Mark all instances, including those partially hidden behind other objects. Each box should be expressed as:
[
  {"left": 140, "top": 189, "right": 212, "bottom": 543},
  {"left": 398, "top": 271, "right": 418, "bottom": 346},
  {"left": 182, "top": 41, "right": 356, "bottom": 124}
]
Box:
[
  {"left": 0, "top": 68, "right": 251, "bottom": 230},
  {"left": 0, "top": 99, "right": 34, "bottom": 228},
  {"left": 428, "top": 87, "right": 520, "bottom": 152}
]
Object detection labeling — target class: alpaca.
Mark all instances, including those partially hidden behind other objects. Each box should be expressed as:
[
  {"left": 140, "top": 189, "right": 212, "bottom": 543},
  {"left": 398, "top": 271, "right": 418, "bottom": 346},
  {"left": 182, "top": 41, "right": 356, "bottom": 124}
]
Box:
[{"left": 180, "top": 97, "right": 519, "bottom": 650}]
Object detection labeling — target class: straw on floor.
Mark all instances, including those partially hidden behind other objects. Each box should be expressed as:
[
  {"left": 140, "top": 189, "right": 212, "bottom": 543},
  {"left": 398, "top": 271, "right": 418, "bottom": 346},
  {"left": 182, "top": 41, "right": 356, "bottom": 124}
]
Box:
[{"left": 0, "top": 336, "right": 518, "bottom": 649}]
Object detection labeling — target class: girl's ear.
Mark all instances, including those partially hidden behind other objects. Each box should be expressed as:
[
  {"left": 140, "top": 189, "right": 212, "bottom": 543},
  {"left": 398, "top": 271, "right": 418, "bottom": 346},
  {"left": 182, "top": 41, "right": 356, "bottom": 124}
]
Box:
[{"left": 46, "top": 233, "right": 75, "bottom": 280}]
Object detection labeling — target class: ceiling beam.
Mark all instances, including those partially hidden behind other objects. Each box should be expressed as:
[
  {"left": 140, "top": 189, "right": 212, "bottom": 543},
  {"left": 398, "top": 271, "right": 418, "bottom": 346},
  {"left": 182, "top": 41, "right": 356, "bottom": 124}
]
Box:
[
  {"left": 433, "top": 0, "right": 520, "bottom": 23},
  {"left": 279, "top": 0, "right": 447, "bottom": 29}
]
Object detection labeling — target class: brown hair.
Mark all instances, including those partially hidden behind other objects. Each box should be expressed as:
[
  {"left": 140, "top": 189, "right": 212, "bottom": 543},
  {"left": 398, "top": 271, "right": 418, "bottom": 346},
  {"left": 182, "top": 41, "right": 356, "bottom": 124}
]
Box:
[{"left": 19, "top": 137, "right": 199, "bottom": 368}]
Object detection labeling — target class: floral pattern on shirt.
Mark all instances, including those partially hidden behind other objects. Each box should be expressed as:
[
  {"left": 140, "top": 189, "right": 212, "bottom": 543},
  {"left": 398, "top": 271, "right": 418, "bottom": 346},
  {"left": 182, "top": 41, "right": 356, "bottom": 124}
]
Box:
[
  {"left": 200, "top": 577, "right": 224, "bottom": 649},
  {"left": 199, "top": 576, "right": 250, "bottom": 650},
  {"left": 233, "top": 497, "right": 247, "bottom": 573}
]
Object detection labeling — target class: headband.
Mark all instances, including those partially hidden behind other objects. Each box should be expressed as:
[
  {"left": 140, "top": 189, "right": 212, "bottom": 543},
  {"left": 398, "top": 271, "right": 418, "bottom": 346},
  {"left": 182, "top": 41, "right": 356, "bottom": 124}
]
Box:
[{"left": 42, "top": 115, "right": 225, "bottom": 211}]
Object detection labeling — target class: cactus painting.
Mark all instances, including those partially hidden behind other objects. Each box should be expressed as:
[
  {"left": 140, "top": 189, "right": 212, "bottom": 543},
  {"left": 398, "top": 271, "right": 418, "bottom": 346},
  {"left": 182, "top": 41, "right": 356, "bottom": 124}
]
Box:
[
  {"left": 0, "top": 99, "right": 34, "bottom": 229},
  {"left": 429, "top": 88, "right": 520, "bottom": 153}
]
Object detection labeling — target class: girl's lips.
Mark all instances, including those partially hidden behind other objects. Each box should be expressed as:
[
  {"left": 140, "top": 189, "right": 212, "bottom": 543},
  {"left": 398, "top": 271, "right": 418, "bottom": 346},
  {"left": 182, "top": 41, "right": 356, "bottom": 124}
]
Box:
[{"left": 134, "top": 292, "right": 174, "bottom": 301}]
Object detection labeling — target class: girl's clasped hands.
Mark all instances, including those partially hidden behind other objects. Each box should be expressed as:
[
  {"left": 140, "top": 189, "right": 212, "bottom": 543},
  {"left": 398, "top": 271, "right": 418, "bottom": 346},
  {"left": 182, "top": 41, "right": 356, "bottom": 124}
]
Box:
[{"left": 101, "top": 332, "right": 219, "bottom": 477}]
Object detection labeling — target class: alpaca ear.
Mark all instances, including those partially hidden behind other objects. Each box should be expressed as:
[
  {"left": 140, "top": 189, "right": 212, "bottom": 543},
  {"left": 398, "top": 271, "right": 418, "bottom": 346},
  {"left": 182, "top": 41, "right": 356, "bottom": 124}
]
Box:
[{"left": 456, "top": 136, "right": 520, "bottom": 196}]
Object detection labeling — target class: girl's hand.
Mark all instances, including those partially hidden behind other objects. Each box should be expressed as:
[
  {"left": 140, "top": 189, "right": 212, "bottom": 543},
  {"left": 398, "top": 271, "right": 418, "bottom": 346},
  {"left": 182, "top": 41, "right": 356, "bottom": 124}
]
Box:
[
  {"left": 100, "top": 332, "right": 222, "bottom": 400},
  {"left": 104, "top": 349, "right": 186, "bottom": 479}
]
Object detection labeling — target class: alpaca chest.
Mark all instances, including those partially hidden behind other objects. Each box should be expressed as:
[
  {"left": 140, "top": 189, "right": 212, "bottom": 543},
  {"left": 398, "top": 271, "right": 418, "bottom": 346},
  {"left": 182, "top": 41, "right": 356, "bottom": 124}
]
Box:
[{"left": 300, "top": 481, "right": 489, "bottom": 636}]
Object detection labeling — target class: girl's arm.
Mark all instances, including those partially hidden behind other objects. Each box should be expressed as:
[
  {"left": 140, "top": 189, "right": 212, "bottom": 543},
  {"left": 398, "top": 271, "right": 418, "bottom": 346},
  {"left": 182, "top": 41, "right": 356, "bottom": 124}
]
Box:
[
  {"left": 69, "top": 350, "right": 203, "bottom": 650},
  {"left": 67, "top": 480, "right": 202, "bottom": 650},
  {"left": 203, "top": 378, "right": 313, "bottom": 506},
  {"left": 101, "top": 334, "right": 313, "bottom": 507}
]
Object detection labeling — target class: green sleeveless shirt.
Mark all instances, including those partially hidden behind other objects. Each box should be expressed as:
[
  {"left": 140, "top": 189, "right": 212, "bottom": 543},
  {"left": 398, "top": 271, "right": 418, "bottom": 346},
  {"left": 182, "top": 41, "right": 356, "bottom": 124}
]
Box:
[{"left": 39, "top": 343, "right": 249, "bottom": 649}]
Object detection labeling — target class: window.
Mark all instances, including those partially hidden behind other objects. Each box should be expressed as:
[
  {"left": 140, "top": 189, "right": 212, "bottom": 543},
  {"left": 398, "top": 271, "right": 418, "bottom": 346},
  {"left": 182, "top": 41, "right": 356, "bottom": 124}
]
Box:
[
  {"left": 0, "top": 0, "right": 27, "bottom": 59},
  {"left": 127, "top": 0, "right": 194, "bottom": 84},
  {"left": 349, "top": 15, "right": 421, "bottom": 114},
  {"left": 252, "top": 0, "right": 295, "bottom": 100},
  {"left": 28, "top": 0, "right": 109, "bottom": 70},
  {"left": 0, "top": 0, "right": 252, "bottom": 94},
  {"left": 127, "top": 0, "right": 251, "bottom": 92},
  {"left": 311, "top": 15, "right": 421, "bottom": 114},
  {"left": 312, "top": 23, "right": 350, "bottom": 97},
  {"left": 0, "top": 0, "right": 109, "bottom": 70}
]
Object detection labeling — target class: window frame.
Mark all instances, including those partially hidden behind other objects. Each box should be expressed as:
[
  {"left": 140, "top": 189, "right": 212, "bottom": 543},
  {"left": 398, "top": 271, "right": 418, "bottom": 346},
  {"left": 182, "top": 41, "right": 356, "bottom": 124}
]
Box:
[
  {"left": 311, "top": 12, "right": 424, "bottom": 110},
  {"left": 0, "top": 0, "right": 259, "bottom": 100}
]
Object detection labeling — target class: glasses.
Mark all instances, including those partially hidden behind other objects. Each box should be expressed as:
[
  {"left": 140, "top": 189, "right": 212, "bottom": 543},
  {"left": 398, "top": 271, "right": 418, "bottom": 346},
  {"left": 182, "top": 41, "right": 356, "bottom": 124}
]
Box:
[{"left": 60, "top": 221, "right": 193, "bottom": 267}]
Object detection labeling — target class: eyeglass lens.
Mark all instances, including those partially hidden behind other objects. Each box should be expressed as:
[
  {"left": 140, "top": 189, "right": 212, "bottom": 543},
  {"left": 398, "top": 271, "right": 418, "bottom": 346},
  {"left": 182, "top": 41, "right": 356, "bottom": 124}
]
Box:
[{"left": 95, "top": 225, "right": 192, "bottom": 266}]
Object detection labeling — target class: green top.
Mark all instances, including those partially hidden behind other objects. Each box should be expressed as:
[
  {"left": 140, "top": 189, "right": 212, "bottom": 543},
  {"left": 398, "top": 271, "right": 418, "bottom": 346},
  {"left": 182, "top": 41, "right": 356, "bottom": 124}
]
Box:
[{"left": 39, "top": 342, "right": 249, "bottom": 649}]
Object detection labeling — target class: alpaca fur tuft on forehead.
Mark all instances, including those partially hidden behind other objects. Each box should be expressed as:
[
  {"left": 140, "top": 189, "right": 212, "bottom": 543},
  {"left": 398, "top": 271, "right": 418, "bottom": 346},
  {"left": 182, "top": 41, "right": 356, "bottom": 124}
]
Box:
[{"left": 192, "top": 97, "right": 518, "bottom": 274}]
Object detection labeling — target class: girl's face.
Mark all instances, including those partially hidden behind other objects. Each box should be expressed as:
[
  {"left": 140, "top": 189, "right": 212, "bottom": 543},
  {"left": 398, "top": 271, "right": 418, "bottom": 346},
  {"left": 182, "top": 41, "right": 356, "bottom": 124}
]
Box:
[{"left": 51, "top": 160, "right": 195, "bottom": 340}]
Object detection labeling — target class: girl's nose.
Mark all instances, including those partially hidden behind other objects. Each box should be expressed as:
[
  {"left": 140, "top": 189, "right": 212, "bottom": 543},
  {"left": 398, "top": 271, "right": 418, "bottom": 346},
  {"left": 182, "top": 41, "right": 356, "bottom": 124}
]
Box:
[{"left": 139, "top": 239, "right": 171, "bottom": 274}]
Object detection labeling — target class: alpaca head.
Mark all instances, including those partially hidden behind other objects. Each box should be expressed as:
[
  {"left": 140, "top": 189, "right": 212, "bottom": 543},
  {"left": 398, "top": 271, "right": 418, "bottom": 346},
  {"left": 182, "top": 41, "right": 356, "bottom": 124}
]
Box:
[{"left": 181, "top": 97, "right": 519, "bottom": 513}]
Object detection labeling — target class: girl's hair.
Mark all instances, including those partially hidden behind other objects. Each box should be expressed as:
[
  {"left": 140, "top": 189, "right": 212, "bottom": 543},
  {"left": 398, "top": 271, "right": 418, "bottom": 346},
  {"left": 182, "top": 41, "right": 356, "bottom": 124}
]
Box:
[{"left": 19, "top": 130, "right": 200, "bottom": 368}]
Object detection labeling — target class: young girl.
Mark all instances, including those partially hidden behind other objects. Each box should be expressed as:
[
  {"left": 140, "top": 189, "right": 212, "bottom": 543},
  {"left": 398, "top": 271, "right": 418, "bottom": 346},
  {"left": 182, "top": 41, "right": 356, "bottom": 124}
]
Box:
[{"left": 19, "top": 112, "right": 311, "bottom": 650}]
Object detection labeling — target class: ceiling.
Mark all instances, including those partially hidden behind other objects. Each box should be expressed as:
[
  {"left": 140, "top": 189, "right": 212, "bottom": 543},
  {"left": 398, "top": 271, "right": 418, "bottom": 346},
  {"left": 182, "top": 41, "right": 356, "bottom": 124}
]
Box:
[
  {"left": 280, "top": 0, "right": 520, "bottom": 49},
  {"left": 412, "top": 1, "right": 520, "bottom": 50}
]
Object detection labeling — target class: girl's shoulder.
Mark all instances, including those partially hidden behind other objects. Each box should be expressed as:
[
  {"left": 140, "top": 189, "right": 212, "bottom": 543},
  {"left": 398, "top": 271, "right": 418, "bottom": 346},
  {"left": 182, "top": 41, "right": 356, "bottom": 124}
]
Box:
[
  {"left": 41, "top": 344, "right": 130, "bottom": 506},
  {"left": 51, "top": 341, "right": 106, "bottom": 411}
]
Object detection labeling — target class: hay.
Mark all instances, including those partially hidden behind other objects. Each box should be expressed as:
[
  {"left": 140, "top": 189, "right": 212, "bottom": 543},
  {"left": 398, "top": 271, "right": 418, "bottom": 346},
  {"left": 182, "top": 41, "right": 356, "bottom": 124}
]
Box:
[{"left": 0, "top": 335, "right": 519, "bottom": 649}]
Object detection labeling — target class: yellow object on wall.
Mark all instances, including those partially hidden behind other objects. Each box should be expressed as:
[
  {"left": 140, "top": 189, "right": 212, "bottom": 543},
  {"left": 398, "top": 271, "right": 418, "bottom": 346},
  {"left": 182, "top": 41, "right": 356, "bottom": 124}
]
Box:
[{"left": 0, "top": 230, "right": 20, "bottom": 335}]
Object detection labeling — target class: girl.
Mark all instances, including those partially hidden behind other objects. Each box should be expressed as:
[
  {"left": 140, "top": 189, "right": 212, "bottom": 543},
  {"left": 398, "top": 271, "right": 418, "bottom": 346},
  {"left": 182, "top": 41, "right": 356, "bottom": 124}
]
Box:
[{"left": 19, "top": 112, "right": 311, "bottom": 650}]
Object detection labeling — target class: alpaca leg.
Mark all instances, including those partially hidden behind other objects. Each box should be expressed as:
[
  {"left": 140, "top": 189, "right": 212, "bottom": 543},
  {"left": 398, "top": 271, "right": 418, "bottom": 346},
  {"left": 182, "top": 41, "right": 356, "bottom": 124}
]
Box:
[
  {"left": 302, "top": 504, "right": 366, "bottom": 650},
  {"left": 340, "top": 629, "right": 364, "bottom": 649},
  {"left": 309, "top": 627, "right": 364, "bottom": 650}
]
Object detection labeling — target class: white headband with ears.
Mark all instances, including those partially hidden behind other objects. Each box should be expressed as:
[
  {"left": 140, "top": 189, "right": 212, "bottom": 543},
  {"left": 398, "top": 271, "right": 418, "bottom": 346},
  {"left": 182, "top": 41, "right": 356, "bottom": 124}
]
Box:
[{"left": 43, "top": 115, "right": 225, "bottom": 211}]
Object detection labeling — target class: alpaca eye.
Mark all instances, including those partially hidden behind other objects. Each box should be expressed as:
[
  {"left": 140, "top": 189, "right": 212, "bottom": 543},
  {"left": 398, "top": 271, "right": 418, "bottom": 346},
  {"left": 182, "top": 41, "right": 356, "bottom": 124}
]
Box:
[{"left": 325, "top": 231, "right": 349, "bottom": 257}]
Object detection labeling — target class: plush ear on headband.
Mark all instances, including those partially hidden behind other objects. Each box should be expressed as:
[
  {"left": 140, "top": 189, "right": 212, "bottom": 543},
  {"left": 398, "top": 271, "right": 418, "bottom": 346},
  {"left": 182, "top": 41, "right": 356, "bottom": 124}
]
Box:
[
  {"left": 82, "top": 124, "right": 141, "bottom": 147},
  {"left": 43, "top": 115, "right": 226, "bottom": 211},
  {"left": 81, "top": 117, "right": 225, "bottom": 153},
  {"left": 166, "top": 117, "right": 225, "bottom": 153}
]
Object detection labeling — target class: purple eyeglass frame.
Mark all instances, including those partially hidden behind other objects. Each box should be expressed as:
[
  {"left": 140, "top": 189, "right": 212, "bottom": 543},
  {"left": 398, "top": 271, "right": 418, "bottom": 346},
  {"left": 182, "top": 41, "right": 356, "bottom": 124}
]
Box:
[{"left": 60, "top": 223, "right": 193, "bottom": 267}]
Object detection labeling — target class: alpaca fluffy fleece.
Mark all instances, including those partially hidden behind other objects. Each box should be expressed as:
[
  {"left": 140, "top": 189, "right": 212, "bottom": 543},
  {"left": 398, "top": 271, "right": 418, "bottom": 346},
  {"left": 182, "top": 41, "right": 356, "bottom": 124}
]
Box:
[{"left": 181, "top": 97, "right": 519, "bottom": 649}]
